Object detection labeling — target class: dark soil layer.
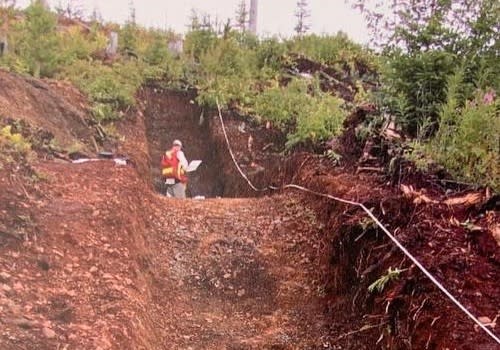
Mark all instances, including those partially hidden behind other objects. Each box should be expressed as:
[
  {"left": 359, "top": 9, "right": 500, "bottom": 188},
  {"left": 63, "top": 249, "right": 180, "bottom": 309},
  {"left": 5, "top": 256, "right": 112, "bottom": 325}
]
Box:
[
  {"left": 290, "top": 159, "right": 500, "bottom": 350},
  {"left": 140, "top": 85, "right": 287, "bottom": 198},
  {"left": 140, "top": 86, "right": 226, "bottom": 197}
]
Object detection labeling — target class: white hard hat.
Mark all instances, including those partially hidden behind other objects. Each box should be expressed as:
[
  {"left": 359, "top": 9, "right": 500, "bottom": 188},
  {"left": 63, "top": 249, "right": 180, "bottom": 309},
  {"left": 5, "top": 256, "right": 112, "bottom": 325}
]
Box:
[{"left": 173, "top": 139, "right": 182, "bottom": 147}]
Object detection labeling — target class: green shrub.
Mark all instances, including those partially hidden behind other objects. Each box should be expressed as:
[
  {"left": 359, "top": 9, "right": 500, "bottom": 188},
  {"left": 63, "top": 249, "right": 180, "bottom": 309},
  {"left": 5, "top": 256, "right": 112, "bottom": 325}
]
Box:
[
  {"left": 16, "top": 2, "right": 60, "bottom": 77},
  {"left": 120, "top": 22, "right": 138, "bottom": 55},
  {"left": 184, "top": 28, "right": 218, "bottom": 62},
  {"left": 58, "top": 25, "right": 107, "bottom": 65},
  {"left": 0, "top": 125, "right": 32, "bottom": 163},
  {"left": 255, "top": 37, "right": 288, "bottom": 72},
  {"left": 379, "top": 50, "right": 457, "bottom": 136},
  {"left": 423, "top": 70, "right": 499, "bottom": 190},
  {"left": 255, "top": 78, "right": 347, "bottom": 147},
  {"left": 62, "top": 59, "right": 146, "bottom": 122},
  {"left": 254, "top": 79, "right": 310, "bottom": 128},
  {"left": 0, "top": 125, "right": 31, "bottom": 153},
  {"left": 287, "top": 33, "right": 376, "bottom": 75},
  {"left": 195, "top": 37, "right": 258, "bottom": 108},
  {"left": 289, "top": 91, "right": 346, "bottom": 147}
]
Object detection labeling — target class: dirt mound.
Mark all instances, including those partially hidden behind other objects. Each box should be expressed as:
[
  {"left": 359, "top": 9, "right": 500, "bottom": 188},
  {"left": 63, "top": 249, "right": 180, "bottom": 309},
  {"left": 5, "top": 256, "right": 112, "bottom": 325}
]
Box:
[
  {"left": 291, "top": 160, "right": 500, "bottom": 349},
  {"left": 282, "top": 54, "right": 377, "bottom": 102},
  {"left": 0, "top": 69, "right": 95, "bottom": 154},
  {"left": 0, "top": 161, "right": 161, "bottom": 349}
]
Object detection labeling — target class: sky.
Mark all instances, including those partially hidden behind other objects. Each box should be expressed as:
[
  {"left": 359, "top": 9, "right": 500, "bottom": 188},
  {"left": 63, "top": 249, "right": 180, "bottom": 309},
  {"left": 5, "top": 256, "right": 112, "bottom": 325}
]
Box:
[{"left": 16, "top": 0, "right": 371, "bottom": 44}]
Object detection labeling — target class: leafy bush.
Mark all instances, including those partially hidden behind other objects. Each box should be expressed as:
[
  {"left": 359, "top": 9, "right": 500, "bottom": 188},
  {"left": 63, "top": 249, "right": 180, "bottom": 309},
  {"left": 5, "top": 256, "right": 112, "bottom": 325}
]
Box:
[
  {"left": 426, "top": 71, "right": 499, "bottom": 190},
  {"left": 289, "top": 90, "right": 346, "bottom": 147},
  {"left": 379, "top": 50, "right": 457, "bottom": 136},
  {"left": 255, "top": 78, "right": 347, "bottom": 147},
  {"left": 61, "top": 60, "right": 146, "bottom": 122},
  {"left": 0, "top": 125, "right": 31, "bottom": 153},
  {"left": 254, "top": 79, "right": 309, "bottom": 128},
  {"left": 15, "top": 2, "right": 60, "bottom": 77},
  {"left": 288, "top": 33, "right": 377, "bottom": 75},
  {"left": 184, "top": 28, "right": 218, "bottom": 62},
  {"left": 195, "top": 37, "right": 258, "bottom": 108},
  {"left": 58, "top": 25, "right": 107, "bottom": 65},
  {"left": 0, "top": 125, "right": 33, "bottom": 166},
  {"left": 121, "top": 23, "right": 136, "bottom": 51},
  {"left": 255, "top": 37, "right": 288, "bottom": 72}
]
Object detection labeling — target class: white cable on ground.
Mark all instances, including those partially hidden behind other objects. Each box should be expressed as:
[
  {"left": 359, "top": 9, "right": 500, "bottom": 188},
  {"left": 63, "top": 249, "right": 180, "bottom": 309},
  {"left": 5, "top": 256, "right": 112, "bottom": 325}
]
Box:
[{"left": 215, "top": 100, "right": 500, "bottom": 345}]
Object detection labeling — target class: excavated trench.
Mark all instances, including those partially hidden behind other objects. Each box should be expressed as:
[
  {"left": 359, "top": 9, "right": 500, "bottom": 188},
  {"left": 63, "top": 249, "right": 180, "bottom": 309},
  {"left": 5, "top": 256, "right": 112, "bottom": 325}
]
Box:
[
  {"left": 142, "top": 87, "right": 227, "bottom": 198},
  {"left": 0, "top": 74, "right": 497, "bottom": 350},
  {"left": 135, "top": 88, "right": 499, "bottom": 349},
  {"left": 141, "top": 85, "right": 287, "bottom": 198}
]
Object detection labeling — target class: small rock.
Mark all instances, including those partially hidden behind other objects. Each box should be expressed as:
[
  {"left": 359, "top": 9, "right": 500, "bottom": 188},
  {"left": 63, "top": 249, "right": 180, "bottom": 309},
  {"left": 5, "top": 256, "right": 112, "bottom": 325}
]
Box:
[
  {"left": 89, "top": 266, "right": 98, "bottom": 273},
  {"left": 37, "top": 259, "right": 50, "bottom": 271},
  {"left": 2, "top": 284, "right": 12, "bottom": 293},
  {"left": 237, "top": 289, "right": 246, "bottom": 297},
  {"left": 9, "top": 317, "right": 38, "bottom": 329},
  {"left": 0, "top": 272, "right": 11, "bottom": 282},
  {"left": 42, "top": 327, "right": 57, "bottom": 339},
  {"left": 52, "top": 249, "right": 64, "bottom": 258},
  {"left": 478, "top": 316, "right": 492, "bottom": 324}
]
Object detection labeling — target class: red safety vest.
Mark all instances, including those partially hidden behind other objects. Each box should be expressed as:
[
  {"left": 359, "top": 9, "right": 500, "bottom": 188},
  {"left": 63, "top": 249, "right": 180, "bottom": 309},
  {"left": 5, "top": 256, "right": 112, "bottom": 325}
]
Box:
[{"left": 161, "top": 148, "right": 187, "bottom": 183}]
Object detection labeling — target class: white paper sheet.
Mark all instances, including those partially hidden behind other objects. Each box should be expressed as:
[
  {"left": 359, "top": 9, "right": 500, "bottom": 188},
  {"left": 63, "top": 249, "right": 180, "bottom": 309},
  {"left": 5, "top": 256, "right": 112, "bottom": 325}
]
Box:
[{"left": 186, "top": 160, "right": 202, "bottom": 172}]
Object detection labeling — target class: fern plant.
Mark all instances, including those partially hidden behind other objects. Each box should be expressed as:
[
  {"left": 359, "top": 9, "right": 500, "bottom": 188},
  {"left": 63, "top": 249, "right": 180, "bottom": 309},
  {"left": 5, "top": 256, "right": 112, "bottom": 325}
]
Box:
[{"left": 368, "top": 267, "right": 404, "bottom": 293}]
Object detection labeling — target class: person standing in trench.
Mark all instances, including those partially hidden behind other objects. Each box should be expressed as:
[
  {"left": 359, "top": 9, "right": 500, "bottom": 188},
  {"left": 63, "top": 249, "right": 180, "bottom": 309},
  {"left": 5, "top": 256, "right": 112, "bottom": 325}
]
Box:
[{"left": 161, "top": 139, "right": 189, "bottom": 198}]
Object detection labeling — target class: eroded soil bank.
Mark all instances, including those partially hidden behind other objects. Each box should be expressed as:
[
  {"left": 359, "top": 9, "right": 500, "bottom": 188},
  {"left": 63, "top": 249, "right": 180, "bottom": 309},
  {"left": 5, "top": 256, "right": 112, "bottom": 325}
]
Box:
[{"left": 1, "top": 78, "right": 499, "bottom": 350}]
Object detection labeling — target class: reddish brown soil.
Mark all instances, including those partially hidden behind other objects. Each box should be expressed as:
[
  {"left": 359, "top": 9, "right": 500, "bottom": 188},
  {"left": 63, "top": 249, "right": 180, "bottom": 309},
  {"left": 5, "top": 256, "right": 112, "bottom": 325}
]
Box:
[
  {"left": 0, "top": 72, "right": 499, "bottom": 350},
  {"left": 0, "top": 160, "right": 339, "bottom": 349},
  {"left": 0, "top": 69, "right": 95, "bottom": 154}
]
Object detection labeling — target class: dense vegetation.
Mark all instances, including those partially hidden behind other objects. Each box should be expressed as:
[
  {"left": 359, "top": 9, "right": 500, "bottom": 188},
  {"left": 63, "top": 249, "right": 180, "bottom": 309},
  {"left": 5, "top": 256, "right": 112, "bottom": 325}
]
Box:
[
  {"left": 0, "top": 0, "right": 498, "bottom": 189},
  {"left": 351, "top": 0, "right": 499, "bottom": 189}
]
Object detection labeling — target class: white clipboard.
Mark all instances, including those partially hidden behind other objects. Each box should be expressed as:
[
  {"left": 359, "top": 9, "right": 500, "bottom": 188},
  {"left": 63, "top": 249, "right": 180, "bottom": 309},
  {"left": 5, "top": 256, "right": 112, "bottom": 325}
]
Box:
[{"left": 186, "top": 160, "right": 202, "bottom": 173}]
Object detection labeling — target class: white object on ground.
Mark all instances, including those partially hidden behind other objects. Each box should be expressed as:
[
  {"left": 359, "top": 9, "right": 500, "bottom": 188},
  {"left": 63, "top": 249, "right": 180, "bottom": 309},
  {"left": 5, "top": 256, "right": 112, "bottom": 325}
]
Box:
[
  {"left": 72, "top": 158, "right": 128, "bottom": 165},
  {"left": 72, "top": 159, "right": 100, "bottom": 164}
]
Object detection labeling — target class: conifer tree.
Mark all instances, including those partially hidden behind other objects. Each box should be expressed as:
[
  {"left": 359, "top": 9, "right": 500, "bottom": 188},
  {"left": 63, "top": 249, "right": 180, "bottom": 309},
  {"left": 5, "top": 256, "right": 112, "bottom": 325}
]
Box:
[
  {"left": 235, "top": 0, "right": 248, "bottom": 32},
  {"left": 21, "top": 1, "right": 59, "bottom": 77},
  {"left": 294, "top": 0, "right": 310, "bottom": 37}
]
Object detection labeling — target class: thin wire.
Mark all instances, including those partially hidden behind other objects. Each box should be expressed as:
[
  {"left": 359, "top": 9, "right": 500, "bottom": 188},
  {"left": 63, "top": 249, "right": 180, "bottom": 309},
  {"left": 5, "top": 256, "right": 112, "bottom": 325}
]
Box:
[
  {"left": 216, "top": 100, "right": 268, "bottom": 192},
  {"left": 215, "top": 100, "right": 500, "bottom": 345}
]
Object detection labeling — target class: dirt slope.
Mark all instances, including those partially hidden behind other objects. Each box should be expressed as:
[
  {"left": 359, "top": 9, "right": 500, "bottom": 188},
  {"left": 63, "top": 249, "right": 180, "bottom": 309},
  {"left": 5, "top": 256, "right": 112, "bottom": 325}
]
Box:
[
  {"left": 0, "top": 69, "right": 95, "bottom": 153},
  {"left": 0, "top": 162, "right": 161, "bottom": 349},
  {"left": 0, "top": 159, "right": 334, "bottom": 349}
]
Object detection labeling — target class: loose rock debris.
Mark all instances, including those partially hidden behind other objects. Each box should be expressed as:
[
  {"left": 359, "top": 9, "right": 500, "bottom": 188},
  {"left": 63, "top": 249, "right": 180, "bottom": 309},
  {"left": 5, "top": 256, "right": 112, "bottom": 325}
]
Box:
[{"left": 0, "top": 162, "right": 336, "bottom": 349}]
